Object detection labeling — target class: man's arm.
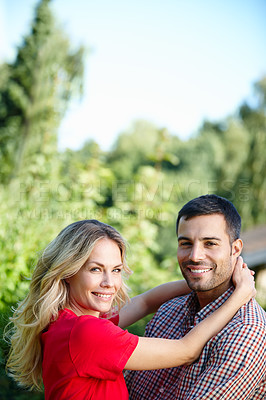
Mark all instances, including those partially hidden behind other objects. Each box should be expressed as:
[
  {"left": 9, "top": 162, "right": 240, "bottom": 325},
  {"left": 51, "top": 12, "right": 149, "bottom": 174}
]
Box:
[{"left": 182, "top": 323, "right": 265, "bottom": 400}]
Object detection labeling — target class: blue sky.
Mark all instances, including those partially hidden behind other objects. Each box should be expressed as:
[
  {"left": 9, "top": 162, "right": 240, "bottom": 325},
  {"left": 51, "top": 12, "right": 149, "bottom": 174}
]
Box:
[{"left": 1, "top": 0, "right": 266, "bottom": 150}]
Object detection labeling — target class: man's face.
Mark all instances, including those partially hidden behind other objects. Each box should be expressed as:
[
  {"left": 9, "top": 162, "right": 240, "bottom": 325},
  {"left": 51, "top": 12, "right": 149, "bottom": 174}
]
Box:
[{"left": 177, "top": 214, "right": 241, "bottom": 296}]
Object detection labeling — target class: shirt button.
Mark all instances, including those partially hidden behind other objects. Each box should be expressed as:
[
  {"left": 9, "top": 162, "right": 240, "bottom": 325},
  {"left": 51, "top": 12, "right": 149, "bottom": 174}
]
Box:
[{"left": 159, "top": 388, "right": 164, "bottom": 393}]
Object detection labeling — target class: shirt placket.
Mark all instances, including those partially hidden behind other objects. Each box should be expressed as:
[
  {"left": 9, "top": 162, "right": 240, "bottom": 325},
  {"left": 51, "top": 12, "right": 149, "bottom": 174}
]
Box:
[{"left": 155, "top": 303, "right": 199, "bottom": 399}]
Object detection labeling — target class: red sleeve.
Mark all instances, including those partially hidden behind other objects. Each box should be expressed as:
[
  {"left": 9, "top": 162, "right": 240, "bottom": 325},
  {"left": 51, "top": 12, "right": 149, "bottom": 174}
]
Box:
[
  {"left": 69, "top": 316, "right": 138, "bottom": 381},
  {"left": 100, "top": 312, "right": 119, "bottom": 326},
  {"left": 109, "top": 314, "right": 119, "bottom": 325}
]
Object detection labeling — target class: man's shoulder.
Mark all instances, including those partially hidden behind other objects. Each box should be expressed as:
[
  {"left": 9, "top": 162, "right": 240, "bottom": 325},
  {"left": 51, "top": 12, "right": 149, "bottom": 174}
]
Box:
[
  {"left": 159, "top": 293, "right": 192, "bottom": 312},
  {"left": 145, "top": 294, "right": 192, "bottom": 337},
  {"left": 149, "top": 293, "right": 193, "bottom": 324},
  {"left": 215, "top": 299, "right": 266, "bottom": 344},
  {"left": 237, "top": 298, "right": 266, "bottom": 328}
]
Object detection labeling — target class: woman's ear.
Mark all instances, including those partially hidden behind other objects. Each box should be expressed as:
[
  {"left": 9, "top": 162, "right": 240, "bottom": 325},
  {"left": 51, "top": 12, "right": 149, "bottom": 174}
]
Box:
[{"left": 232, "top": 238, "right": 243, "bottom": 258}]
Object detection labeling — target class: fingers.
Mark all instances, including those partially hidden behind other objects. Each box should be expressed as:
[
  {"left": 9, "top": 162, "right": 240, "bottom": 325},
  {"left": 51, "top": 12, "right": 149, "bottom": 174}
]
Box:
[
  {"left": 236, "top": 256, "right": 244, "bottom": 266},
  {"left": 242, "top": 261, "right": 255, "bottom": 276},
  {"left": 232, "top": 257, "right": 256, "bottom": 299},
  {"left": 234, "top": 256, "right": 243, "bottom": 273}
]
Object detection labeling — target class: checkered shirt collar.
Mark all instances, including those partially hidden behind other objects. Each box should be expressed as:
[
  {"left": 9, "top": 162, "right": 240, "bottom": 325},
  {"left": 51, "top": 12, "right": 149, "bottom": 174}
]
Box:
[{"left": 194, "top": 285, "right": 234, "bottom": 321}]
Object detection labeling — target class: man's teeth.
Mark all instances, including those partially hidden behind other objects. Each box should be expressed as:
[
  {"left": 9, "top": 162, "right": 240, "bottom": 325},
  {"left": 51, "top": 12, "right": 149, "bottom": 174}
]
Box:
[
  {"left": 94, "top": 293, "right": 112, "bottom": 298},
  {"left": 190, "top": 269, "right": 211, "bottom": 273}
]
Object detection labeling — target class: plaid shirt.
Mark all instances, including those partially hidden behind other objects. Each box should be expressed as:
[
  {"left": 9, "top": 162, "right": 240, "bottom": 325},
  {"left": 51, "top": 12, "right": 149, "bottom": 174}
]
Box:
[{"left": 126, "top": 287, "right": 266, "bottom": 399}]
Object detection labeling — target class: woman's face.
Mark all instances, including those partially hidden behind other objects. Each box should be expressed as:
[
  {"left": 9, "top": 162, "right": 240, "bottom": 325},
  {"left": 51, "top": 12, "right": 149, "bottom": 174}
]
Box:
[{"left": 67, "top": 238, "right": 123, "bottom": 317}]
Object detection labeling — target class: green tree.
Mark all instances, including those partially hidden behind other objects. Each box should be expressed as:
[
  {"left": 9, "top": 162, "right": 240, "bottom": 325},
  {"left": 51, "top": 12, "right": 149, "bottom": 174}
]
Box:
[
  {"left": 0, "top": 0, "right": 85, "bottom": 184},
  {"left": 194, "top": 118, "right": 250, "bottom": 200},
  {"left": 233, "top": 77, "right": 266, "bottom": 227},
  {"left": 108, "top": 120, "right": 179, "bottom": 179}
]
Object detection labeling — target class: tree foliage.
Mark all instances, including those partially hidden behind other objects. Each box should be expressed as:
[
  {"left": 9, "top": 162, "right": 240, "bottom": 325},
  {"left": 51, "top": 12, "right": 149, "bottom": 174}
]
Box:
[
  {"left": 0, "top": 1, "right": 265, "bottom": 397},
  {"left": 0, "top": 0, "right": 85, "bottom": 184}
]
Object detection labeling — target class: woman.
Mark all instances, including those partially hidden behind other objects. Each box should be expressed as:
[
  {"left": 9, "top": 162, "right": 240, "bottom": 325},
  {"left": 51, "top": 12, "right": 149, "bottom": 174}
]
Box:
[{"left": 6, "top": 219, "right": 255, "bottom": 399}]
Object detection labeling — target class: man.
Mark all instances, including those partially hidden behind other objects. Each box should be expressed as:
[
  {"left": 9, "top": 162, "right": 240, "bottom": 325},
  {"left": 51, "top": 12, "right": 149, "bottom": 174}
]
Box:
[{"left": 126, "top": 194, "right": 266, "bottom": 399}]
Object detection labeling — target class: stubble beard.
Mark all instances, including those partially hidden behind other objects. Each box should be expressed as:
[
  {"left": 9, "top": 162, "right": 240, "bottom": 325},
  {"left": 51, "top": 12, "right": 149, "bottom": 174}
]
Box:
[{"left": 181, "top": 257, "right": 233, "bottom": 293}]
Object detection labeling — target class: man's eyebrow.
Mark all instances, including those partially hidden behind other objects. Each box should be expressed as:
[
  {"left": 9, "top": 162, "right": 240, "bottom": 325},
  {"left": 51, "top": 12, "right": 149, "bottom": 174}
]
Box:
[
  {"left": 177, "top": 236, "right": 222, "bottom": 242},
  {"left": 177, "top": 236, "right": 190, "bottom": 242},
  {"left": 202, "top": 237, "right": 222, "bottom": 241}
]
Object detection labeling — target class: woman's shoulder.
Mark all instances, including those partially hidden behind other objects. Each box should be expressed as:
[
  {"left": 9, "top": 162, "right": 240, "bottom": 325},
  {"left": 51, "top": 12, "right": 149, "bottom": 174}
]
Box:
[
  {"left": 70, "top": 312, "right": 122, "bottom": 341},
  {"left": 68, "top": 312, "right": 137, "bottom": 359}
]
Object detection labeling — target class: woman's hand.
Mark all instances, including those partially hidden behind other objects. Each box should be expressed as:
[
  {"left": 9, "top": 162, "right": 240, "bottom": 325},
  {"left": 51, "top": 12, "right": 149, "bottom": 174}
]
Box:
[{"left": 232, "top": 256, "right": 256, "bottom": 305}]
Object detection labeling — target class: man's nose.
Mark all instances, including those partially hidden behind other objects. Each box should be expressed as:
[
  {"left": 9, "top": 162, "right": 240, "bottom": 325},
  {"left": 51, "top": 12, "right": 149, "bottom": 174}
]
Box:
[{"left": 189, "top": 243, "right": 205, "bottom": 261}]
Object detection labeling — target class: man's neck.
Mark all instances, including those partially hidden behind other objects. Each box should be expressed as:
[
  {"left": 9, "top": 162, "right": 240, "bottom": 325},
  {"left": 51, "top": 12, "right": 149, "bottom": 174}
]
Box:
[{"left": 196, "top": 281, "right": 232, "bottom": 309}]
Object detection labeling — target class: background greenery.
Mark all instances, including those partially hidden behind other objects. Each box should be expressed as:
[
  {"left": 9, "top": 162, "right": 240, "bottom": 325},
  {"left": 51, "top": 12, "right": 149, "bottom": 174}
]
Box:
[{"left": 0, "top": 1, "right": 265, "bottom": 398}]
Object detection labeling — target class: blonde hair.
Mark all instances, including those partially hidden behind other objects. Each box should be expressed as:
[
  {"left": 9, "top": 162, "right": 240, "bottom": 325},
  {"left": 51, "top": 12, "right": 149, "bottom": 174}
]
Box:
[{"left": 5, "top": 220, "right": 132, "bottom": 390}]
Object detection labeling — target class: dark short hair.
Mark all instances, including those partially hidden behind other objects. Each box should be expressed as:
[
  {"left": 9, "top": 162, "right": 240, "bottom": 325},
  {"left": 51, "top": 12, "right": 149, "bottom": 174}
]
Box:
[{"left": 176, "top": 194, "right": 241, "bottom": 243}]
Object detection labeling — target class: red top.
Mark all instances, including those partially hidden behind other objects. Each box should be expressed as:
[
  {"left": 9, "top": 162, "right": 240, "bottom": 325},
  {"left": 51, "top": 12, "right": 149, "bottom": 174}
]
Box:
[{"left": 41, "top": 309, "right": 138, "bottom": 400}]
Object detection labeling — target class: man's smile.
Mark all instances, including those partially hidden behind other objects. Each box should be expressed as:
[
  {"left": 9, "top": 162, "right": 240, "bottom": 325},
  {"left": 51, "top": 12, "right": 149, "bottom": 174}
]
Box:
[{"left": 188, "top": 267, "right": 212, "bottom": 274}]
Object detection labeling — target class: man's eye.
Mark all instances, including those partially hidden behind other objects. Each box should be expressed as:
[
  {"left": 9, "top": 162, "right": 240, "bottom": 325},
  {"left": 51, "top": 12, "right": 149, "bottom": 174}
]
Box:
[
  {"left": 179, "top": 242, "right": 192, "bottom": 246},
  {"left": 206, "top": 242, "right": 216, "bottom": 246}
]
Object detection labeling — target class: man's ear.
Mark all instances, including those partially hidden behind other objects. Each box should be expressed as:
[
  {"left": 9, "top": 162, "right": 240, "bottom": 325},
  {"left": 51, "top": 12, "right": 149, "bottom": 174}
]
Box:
[{"left": 232, "top": 238, "right": 243, "bottom": 258}]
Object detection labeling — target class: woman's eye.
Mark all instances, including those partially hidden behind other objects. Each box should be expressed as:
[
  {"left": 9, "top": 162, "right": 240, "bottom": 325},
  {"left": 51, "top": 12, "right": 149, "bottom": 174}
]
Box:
[
  {"left": 90, "top": 267, "right": 101, "bottom": 272},
  {"left": 113, "top": 268, "right": 122, "bottom": 273}
]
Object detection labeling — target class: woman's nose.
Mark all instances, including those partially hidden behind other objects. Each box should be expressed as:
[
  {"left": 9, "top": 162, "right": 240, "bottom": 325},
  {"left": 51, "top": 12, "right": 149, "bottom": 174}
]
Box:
[{"left": 100, "top": 273, "right": 114, "bottom": 287}]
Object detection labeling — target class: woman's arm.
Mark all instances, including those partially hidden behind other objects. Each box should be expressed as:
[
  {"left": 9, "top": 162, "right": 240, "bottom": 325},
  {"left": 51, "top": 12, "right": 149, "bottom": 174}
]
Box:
[
  {"left": 124, "top": 258, "right": 256, "bottom": 370},
  {"left": 119, "top": 280, "right": 190, "bottom": 329}
]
